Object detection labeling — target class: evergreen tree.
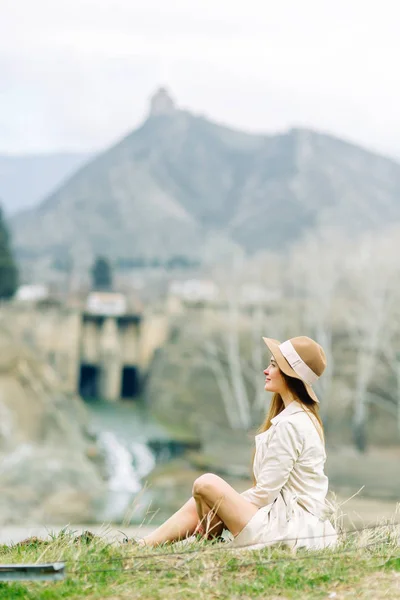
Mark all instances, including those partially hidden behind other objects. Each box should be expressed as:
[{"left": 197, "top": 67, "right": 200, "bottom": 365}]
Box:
[
  {"left": 91, "top": 256, "right": 113, "bottom": 290},
  {"left": 0, "top": 205, "right": 18, "bottom": 299}
]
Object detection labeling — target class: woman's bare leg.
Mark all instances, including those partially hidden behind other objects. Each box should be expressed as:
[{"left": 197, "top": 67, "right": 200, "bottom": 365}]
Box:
[
  {"left": 141, "top": 497, "right": 199, "bottom": 546},
  {"left": 192, "top": 473, "right": 259, "bottom": 537},
  {"left": 194, "top": 494, "right": 224, "bottom": 539},
  {"left": 141, "top": 473, "right": 258, "bottom": 546}
]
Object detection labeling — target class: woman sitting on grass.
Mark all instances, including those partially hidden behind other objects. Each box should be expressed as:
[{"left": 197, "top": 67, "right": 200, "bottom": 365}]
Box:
[{"left": 138, "top": 336, "right": 337, "bottom": 550}]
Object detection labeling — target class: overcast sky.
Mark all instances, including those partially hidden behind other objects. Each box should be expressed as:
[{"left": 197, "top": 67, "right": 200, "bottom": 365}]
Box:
[{"left": 1, "top": 0, "right": 399, "bottom": 157}]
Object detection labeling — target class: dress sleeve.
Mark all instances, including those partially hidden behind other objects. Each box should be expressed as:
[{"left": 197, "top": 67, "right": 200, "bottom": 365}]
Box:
[{"left": 240, "top": 421, "right": 303, "bottom": 508}]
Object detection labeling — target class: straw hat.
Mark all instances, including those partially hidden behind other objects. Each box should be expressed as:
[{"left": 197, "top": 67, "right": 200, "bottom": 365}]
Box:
[{"left": 263, "top": 336, "right": 327, "bottom": 403}]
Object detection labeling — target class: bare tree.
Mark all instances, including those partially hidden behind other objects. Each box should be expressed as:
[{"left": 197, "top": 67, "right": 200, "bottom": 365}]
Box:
[
  {"left": 286, "top": 229, "right": 346, "bottom": 427},
  {"left": 344, "top": 233, "right": 397, "bottom": 451},
  {"left": 204, "top": 339, "right": 243, "bottom": 430},
  {"left": 203, "top": 250, "right": 285, "bottom": 429}
]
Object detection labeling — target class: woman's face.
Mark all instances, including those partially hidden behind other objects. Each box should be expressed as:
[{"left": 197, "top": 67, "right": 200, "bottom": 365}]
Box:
[{"left": 264, "top": 356, "right": 286, "bottom": 394}]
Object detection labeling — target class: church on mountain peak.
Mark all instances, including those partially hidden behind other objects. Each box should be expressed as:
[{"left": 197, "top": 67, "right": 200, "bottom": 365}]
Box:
[{"left": 149, "top": 87, "right": 177, "bottom": 117}]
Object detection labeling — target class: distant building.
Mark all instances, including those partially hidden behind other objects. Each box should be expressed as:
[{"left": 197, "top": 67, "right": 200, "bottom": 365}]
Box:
[
  {"left": 86, "top": 292, "right": 127, "bottom": 316},
  {"left": 15, "top": 284, "right": 49, "bottom": 303},
  {"left": 239, "top": 284, "right": 281, "bottom": 306},
  {"left": 149, "top": 87, "right": 176, "bottom": 117},
  {"left": 169, "top": 279, "right": 219, "bottom": 303}
]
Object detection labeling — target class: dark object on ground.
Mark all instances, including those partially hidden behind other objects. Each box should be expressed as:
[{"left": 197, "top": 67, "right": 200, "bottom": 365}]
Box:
[
  {"left": 73, "top": 530, "right": 96, "bottom": 544},
  {"left": 0, "top": 562, "right": 65, "bottom": 581}
]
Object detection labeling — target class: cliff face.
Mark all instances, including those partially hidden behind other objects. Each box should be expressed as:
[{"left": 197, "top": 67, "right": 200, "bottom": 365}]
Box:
[{"left": 0, "top": 322, "right": 106, "bottom": 524}]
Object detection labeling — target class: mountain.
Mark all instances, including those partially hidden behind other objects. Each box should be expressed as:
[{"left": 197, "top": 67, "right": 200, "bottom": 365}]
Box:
[
  {"left": 10, "top": 88, "right": 400, "bottom": 272},
  {"left": 0, "top": 152, "right": 91, "bottom": 215}
]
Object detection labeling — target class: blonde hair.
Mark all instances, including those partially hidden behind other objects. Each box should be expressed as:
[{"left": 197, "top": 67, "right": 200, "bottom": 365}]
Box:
[
  {"left": 258, "top": 374, "right": 324, "bottom": 440},
  {"left": 252, "top": 373, "right": 324, "bottom": 482}
]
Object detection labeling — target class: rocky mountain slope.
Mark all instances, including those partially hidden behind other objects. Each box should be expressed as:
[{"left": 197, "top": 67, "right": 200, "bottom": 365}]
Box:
[
  {"left": 0, "top": 152, "right": 90, "bottom": 215},
  {"left": 10, "top": 89, "right": 400, "bottom": 270},
  {"left": 0, "top": 319, "right": 106, "bottom": 524}
]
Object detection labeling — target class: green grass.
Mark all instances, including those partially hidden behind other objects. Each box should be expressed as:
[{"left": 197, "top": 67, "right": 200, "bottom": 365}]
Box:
[{"left": 0, "top": 526, "right": 399, "bottom": 600}]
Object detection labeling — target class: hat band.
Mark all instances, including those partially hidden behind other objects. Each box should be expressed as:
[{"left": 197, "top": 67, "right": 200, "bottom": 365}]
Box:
[{"left": 279, "top": 340, "right": 319, "bottom": 386}]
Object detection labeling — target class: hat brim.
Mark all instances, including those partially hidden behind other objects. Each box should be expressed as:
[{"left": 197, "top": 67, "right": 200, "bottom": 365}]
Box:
[{"left": 262, "top": 337, "right": 320, "bottom": 404}]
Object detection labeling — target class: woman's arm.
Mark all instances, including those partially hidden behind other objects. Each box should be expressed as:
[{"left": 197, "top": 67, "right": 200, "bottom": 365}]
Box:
[{"left": 241, "top": 421, "right": 303, "bottom": 508}]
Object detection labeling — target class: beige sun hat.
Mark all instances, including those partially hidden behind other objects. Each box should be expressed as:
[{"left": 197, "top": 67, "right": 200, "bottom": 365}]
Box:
[{"left": 263, "top": 336, "right": 327, "bottom": 404}]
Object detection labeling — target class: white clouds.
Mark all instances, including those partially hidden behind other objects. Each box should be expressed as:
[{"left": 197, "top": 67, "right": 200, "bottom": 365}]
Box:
[{"left": 1, "top": 0, "right": 400, "bottom": 155}]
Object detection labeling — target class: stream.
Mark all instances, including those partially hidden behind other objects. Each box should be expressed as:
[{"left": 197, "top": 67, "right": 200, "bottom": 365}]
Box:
[{"left": 86, "top": 398, "right": 178, "bottom": 523}]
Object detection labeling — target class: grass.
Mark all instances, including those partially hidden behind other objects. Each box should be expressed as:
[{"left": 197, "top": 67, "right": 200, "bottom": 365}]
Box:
[{"left": 0, "top": 524, "right": 399, "bottom": 600}]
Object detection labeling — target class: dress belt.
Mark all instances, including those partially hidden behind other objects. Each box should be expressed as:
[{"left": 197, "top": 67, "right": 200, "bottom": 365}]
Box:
[{"left": 281, "top": 490, "right": 332, "bottom": 521}]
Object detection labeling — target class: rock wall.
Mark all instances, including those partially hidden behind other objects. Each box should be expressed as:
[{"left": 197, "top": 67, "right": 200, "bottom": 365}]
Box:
[{"left": 0, "top": 321, "right": 106, "bottom": 524}]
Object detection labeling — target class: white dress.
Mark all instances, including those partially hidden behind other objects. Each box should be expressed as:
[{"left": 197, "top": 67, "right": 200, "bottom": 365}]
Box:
[{"left": 230, "top": 401, "right": 338, "bottom": 551}]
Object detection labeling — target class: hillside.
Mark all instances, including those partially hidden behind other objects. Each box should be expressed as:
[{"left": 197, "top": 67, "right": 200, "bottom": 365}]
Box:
[
  {"left": 0, "top": 319, "right": 106, "bottom": 524},
  {"left": 10, "top": 89, "right": 400, "bottom": 271},
  {"left": 0, "top": 152, "right": 90, "bottom": 215}
]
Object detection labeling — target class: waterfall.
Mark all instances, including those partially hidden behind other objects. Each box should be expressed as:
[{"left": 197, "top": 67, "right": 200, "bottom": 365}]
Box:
[
  {"left": 130, "top": 441, "right": 155, "bottom": 479},
  {"left": 99, "top": 432, "right": 148, "bottom": 493},
  {"left": 85, "top": 400, "right": 163, "bottom": 522},
  {"left": 97, "top": 431, "right": 156, "bottom": 522}
]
